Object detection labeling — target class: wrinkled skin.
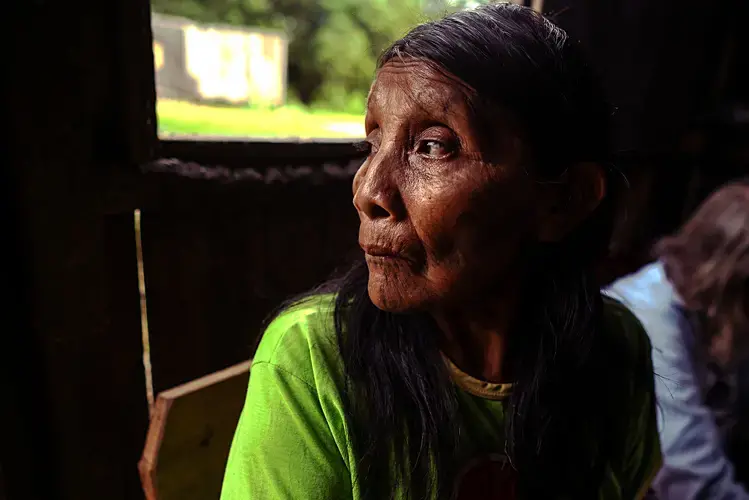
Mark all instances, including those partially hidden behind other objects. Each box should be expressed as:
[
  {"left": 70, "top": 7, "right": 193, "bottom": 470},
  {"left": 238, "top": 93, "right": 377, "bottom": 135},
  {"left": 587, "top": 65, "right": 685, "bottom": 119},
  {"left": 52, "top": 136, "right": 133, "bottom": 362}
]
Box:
[
  {"left": 354, "top": 60, "right": 537, "bottom": 314},
  {"left": 353, "top": 59, "right": 606, "bottom": 379}
]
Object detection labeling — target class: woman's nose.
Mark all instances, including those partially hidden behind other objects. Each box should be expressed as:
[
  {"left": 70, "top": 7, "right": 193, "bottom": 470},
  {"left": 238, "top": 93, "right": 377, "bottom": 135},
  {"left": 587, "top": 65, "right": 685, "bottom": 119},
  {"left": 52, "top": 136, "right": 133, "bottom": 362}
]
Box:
[{"left": 352, "top": 157, "right": 405, "bottom": 221}]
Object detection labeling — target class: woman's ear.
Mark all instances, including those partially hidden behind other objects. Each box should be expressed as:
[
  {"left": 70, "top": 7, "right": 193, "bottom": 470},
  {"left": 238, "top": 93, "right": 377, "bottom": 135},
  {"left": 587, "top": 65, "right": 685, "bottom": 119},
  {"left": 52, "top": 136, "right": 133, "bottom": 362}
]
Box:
[{"left": 535, "top": 162, "right": 606, "bottom": 243}]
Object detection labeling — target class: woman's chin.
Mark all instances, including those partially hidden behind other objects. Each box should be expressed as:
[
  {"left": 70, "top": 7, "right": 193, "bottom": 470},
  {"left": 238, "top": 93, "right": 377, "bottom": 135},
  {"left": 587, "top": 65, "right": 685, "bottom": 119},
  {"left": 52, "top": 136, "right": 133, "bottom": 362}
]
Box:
[{"left": 367, "top": 279, "right": 421, "bottom": 313}]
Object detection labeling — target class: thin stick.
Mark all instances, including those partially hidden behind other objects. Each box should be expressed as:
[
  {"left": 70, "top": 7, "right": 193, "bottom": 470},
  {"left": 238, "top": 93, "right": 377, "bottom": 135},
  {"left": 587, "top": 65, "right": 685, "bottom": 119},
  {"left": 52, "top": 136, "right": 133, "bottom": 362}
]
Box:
[{"left": 134, "top": 209, "right": 155, "bottom": 415}]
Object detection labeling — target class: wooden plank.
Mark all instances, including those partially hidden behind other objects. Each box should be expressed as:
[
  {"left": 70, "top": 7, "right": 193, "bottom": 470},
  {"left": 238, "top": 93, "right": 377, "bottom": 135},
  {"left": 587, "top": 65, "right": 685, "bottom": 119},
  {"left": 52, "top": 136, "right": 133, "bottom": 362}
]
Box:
[
  {"left": 103, "top": 152, "right": 363, "bottom": 216},
  {"left": 158, "top": 138, "right": 364, "bottom": 167},
  {"left": 3, "top": 0, "right": 156, "bottom": 498},
  {"left": 142, "top": 182, "right": 359, "bottom": 394},
  {"left": 139, "top": 361, "right": 252, "bottom": 500},
  {"left": 1, "top": 211, "right": 151, "bottom": 500},
  {"left": 0, "top": 147, "right": 56, "bottom": 500},
  {"left": 109, "top": 0, "right": 158, "bottom": 165},
  {"left": 543, "top": 0, "right": 729, "bottom": 156},
  {"left": 141, "top": 206, "right": 267, "bottom": 394},
  {"left": 323, "top": 186, "right": 361, "bottom": 272}
]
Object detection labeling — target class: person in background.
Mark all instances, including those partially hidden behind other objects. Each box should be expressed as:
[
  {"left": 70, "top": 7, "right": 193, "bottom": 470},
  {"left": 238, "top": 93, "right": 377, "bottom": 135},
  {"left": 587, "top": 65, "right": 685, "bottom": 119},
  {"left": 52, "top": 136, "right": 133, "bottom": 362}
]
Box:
[{"left": 607, "top": 180, "right": 749, "bottom": 499}]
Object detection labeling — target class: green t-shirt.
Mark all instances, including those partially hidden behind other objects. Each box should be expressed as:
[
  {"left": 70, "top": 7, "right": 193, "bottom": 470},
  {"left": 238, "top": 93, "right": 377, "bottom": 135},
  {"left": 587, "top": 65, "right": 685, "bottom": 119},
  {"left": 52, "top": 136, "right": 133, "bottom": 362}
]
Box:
[{"left": 221, "top": 295, "right": 661, "bottom": 499}]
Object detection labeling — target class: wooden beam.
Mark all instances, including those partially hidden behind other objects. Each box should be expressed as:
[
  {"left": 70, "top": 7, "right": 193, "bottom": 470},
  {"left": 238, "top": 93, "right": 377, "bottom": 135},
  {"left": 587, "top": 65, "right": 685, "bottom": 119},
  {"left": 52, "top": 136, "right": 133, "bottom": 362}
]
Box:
[{"left": 101, "top": 139, "right": 364, "bottom": 215}]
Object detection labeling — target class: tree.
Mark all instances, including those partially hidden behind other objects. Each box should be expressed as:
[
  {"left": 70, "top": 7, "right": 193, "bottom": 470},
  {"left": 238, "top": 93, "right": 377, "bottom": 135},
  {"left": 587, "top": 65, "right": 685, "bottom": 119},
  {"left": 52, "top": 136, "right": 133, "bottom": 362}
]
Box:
[{"left": 150, "top": 0, "right": 428, "bottom": 111}]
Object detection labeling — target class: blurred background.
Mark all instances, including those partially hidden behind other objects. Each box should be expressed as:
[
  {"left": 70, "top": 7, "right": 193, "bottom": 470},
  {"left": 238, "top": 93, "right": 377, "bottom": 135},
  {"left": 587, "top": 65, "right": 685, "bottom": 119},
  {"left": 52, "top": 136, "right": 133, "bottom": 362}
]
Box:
[{"left": 150, "top": 1, "right": 482, "bottom": 139}]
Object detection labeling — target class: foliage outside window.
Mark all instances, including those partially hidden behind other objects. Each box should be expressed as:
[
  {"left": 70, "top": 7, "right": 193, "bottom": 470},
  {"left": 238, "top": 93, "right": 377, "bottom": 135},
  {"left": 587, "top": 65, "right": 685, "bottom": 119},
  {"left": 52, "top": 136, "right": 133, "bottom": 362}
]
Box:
[{"left": 151, "top": 0, "right": 496, "bottom": 139}]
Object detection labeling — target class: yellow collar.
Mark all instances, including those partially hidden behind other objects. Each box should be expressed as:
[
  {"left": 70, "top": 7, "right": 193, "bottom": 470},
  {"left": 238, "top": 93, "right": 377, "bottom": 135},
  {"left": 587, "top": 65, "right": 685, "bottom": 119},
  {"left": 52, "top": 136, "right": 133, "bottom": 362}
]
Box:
[{"left": 442, "top": 355, "right": 513, "bottom": 400}]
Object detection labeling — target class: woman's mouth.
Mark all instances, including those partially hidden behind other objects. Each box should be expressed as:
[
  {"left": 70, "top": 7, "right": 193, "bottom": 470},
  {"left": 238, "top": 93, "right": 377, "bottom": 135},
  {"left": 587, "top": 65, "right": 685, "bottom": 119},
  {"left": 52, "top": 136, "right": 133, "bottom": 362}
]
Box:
[{"left": 361, "top": 244, "right": 402, "bottom": 259}]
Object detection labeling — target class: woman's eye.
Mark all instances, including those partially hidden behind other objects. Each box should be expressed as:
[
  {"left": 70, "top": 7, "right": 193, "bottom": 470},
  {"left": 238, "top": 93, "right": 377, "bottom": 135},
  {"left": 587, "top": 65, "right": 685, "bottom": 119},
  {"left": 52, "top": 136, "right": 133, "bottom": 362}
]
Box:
[
  {"left": 354, "top": 140, "right": 376, "bottom": 156},
  {"left": 357, "top": 129, "right": 381, "bottom": 156},
  {"left": 416, "top": 139, "right": 452, "bottom": 158}
]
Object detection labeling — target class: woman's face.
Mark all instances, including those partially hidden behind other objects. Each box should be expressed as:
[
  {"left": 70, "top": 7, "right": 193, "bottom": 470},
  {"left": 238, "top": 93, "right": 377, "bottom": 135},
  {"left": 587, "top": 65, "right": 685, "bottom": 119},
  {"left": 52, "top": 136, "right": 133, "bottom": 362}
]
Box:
[{"left": 354, "top": 60, "right": 540, "bottom": 313}]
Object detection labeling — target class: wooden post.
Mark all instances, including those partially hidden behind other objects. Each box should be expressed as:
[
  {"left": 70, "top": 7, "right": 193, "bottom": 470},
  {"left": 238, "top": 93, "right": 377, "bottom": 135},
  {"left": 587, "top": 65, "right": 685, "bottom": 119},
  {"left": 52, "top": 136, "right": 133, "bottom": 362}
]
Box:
[{"left": 2, "top": 0, "right": 157, "bottom": 498}]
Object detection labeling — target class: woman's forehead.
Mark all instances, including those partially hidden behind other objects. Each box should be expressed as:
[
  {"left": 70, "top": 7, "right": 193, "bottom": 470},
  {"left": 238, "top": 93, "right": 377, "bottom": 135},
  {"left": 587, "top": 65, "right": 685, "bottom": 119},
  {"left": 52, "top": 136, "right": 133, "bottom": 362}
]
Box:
[{"left": 367, "top": 60, "right": 475, "bottom": 121}]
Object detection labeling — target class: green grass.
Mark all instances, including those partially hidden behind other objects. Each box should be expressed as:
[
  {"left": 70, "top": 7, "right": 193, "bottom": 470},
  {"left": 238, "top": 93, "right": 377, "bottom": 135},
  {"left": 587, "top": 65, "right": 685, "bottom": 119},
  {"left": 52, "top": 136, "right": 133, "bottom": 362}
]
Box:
[{"left": 157, "top": 99, "right": 366, "bottom": 139}]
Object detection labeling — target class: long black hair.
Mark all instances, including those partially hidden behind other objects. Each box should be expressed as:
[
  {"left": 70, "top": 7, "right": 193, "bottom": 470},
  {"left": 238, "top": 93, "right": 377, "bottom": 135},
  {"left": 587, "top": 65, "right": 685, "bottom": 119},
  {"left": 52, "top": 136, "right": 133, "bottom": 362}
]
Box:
[{"left": 284, "top": 4, "right": 627, "bottom": 499}]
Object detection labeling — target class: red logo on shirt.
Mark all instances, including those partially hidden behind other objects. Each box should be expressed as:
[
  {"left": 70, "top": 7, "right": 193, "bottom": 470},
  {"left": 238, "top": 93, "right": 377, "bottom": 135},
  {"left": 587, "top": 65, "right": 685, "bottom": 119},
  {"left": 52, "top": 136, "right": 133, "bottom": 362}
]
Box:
[{"left": 452, "top": 453, "right": 517, "bottom": 500}]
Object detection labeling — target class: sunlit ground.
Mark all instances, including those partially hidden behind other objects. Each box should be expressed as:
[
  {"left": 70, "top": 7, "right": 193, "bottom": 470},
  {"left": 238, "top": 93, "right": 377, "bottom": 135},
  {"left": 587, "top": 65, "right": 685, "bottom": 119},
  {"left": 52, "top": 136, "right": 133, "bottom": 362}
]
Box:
[{"left": 157, "top": 99, "right": 366, "bottom": 139}]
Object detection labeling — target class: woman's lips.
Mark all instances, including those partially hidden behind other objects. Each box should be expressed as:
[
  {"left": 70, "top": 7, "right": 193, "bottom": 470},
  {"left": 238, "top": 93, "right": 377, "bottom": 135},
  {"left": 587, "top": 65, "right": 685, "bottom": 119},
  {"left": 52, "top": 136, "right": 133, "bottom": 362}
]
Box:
[
  {"left": 361, "top": 244, "right": 402, "bottom": 258},
  {"left": 360, "top": 243, "right": 417, "bottom": 265}
]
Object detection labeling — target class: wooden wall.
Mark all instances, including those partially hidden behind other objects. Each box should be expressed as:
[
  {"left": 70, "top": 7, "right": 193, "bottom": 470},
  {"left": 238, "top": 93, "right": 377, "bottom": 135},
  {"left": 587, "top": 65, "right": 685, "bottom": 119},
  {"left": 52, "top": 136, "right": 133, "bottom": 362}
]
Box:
[
  {"left": 140, "top": 141, "right": 361, "bottom": 393},
  {"left": 2, "top": 0, "right": 161, "bottom": 496}
]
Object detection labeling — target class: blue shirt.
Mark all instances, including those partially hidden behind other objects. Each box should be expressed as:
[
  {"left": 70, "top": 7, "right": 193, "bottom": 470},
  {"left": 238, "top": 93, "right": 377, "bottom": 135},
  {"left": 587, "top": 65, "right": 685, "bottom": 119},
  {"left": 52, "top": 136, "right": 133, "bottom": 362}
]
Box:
[{"left": 606, "top": 261, "right": 749, "bottom": 499}]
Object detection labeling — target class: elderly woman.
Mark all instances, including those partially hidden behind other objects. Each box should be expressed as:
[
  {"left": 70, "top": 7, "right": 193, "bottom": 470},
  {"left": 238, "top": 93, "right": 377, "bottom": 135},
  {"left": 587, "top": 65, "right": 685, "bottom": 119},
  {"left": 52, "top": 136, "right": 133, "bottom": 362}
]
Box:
[
  {"left": 607, "top": 181, "right": 749, "bottom": 499},
  {"left": 222, "top": 4, "right": 661, "bottom": 499}
]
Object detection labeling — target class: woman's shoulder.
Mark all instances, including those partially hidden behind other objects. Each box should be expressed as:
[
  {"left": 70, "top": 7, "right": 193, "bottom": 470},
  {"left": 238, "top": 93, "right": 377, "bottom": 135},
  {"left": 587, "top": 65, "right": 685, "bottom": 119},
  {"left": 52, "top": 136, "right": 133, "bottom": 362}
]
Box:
[
  {"left": 604, "top": 262, "right": 694, "bottom": 354},
  {"left": 602, "top": 294, "right": 654, "bottom": 367},
  {"left": 602, "top": 296, "right": 664, "bottom": 495},
  {"left": 253, "top": 293, "right": 341, "bottom": 388}
]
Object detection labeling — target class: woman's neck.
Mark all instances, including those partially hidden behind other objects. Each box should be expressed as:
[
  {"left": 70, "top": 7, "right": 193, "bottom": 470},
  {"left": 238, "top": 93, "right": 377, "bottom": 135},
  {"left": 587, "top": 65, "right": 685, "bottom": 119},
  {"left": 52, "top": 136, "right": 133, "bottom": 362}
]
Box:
[{"left": 432, "top": 295, "right": 518, "bottom": 383}]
